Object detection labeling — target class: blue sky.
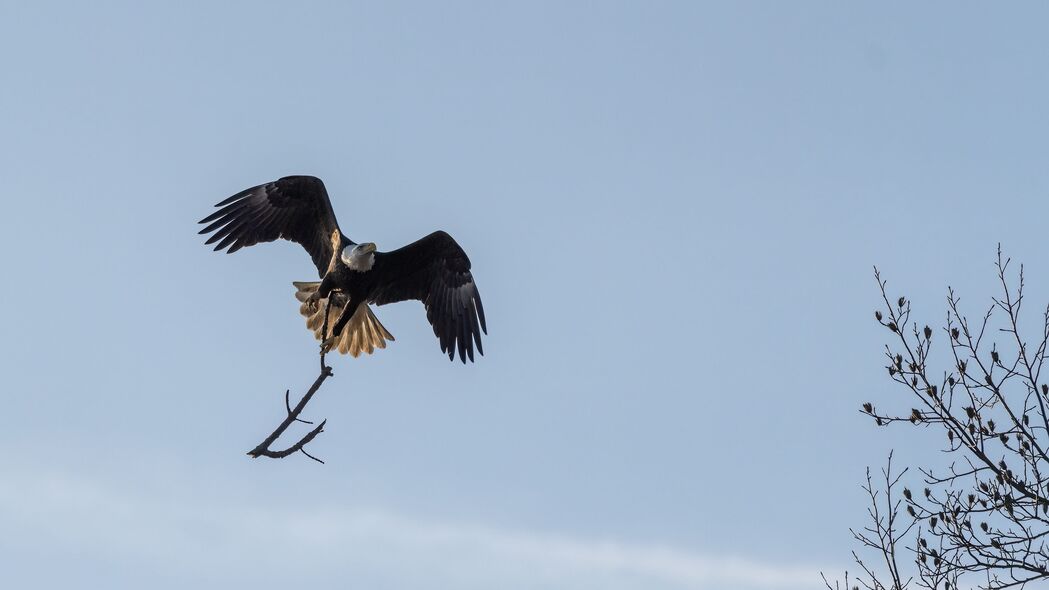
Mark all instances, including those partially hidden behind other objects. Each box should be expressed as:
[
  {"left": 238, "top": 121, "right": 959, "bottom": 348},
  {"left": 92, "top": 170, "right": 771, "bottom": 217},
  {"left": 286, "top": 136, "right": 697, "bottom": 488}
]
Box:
[{"left": 1, "top": 2, "right": 1047, "bottom": 588}]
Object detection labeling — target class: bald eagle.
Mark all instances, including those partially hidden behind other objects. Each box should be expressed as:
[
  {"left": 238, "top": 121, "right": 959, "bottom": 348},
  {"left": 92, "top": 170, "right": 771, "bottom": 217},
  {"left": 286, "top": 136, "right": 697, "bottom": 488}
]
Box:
[{"left": 198, "top": 175, "right": 486, "bottom": 363}]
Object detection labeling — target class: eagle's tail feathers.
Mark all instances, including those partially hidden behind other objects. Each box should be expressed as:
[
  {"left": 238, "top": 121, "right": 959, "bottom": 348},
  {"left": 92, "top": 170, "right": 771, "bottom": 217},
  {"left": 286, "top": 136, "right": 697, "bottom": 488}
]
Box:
[{"left": 292, "top": 281, "right": 394, "bottom": 358}]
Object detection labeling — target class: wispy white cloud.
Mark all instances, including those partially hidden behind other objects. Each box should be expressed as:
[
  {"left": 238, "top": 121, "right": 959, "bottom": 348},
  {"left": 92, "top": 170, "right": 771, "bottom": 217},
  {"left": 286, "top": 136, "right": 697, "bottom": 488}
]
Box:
[{"left": 0, "top": 466, "right": 831, "bottom": 589}]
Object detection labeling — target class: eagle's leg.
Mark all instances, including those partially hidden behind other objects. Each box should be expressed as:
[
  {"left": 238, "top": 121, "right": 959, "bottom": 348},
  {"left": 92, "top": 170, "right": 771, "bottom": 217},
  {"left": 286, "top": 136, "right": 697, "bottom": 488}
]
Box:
[
  {"left": 331, "top": 299, "right": 363, "bottom": 338},
  {"left": 307, "top": 274, "right": 337, "bottom": 313},
  {"left": 319, "top": 297, "right": 335, "bottom": 356},
  {"left": 319, "top": 297, "right": 360, "bottom": 353}
]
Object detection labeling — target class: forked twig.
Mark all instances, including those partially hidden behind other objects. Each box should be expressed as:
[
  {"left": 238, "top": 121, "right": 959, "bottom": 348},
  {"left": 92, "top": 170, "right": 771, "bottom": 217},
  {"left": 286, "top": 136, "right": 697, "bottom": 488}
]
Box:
[{"left": 246, "top": 297, "right": 337, "bottom": 463}]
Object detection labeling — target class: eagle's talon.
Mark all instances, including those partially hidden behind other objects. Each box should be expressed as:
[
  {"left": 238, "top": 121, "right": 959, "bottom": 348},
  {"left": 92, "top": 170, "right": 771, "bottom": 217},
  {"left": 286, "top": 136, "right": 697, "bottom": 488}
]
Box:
[{"left": 305, "top": 292, "right": 321, "bottom": 313}]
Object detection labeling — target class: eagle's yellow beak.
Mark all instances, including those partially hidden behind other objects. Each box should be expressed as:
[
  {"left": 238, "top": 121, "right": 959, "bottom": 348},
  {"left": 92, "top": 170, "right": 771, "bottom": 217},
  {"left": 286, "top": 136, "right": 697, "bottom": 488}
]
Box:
[{"left": 359, "top": 242, "right": 377, "bottom": 254}]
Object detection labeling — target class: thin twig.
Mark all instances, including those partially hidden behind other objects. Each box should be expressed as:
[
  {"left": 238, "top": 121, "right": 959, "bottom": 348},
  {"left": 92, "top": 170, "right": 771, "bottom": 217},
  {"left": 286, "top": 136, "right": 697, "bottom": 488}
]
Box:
[{"left": 286, "top": 389, "right": 314, "bottom": 425}]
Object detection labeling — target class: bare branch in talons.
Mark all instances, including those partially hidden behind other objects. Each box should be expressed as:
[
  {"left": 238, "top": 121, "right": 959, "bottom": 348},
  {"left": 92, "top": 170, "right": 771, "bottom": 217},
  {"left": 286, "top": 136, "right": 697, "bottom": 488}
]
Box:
[
  {"left": 246, "top": 299, "right": 336, "bottom": 463},
  {"left": 246, "top": 368, "right": 331, "bottom": 461}
]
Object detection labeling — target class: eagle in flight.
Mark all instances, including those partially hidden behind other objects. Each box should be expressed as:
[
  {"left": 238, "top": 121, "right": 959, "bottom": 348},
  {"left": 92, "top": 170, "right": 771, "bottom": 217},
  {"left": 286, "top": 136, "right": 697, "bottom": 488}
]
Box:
[{"left": 198, "top": 175, "right": 486, "bottom": 363}]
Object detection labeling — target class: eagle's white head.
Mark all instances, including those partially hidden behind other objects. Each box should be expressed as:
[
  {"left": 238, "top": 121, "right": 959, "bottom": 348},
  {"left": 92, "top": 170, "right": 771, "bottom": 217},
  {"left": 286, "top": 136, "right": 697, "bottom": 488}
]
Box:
[{"left": 341, "top": 242, "right": 376, "bottom": 271}]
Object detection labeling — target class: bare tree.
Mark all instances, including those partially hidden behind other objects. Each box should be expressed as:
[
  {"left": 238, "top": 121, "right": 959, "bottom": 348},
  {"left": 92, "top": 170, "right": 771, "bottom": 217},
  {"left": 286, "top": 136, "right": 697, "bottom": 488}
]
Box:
[
  {"left": 824, "top": 453, "right": 959, "bottom": 590},
  {"left": 831, "top": 248, "right": 1049, "bottom": 589}
]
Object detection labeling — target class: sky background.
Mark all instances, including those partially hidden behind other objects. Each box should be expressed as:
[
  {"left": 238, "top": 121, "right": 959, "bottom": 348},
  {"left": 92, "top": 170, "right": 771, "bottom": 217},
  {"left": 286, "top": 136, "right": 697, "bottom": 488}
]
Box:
[{"left": 1, "top": 2, "right": 1048, "bottom": 588}]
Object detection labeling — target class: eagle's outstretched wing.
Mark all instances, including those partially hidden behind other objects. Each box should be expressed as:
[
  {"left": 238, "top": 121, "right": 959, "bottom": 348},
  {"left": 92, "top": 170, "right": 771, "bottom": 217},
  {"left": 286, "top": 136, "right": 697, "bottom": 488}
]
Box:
[
  {"left": 198, "top": 175, "right": 352, "bottom": 277},
  {"left": 370, "top": 231, "right": 487, "bottom": 363}
]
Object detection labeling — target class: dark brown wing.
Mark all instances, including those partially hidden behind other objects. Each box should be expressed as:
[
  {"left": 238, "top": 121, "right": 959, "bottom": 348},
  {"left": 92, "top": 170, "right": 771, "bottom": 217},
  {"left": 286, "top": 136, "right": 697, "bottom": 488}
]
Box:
[
  {"left": 198, "top": 175, "right": 352, "bottom": 277},
  {"left": 369, "top": 231, "right": 487, "bottom": 363}
]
